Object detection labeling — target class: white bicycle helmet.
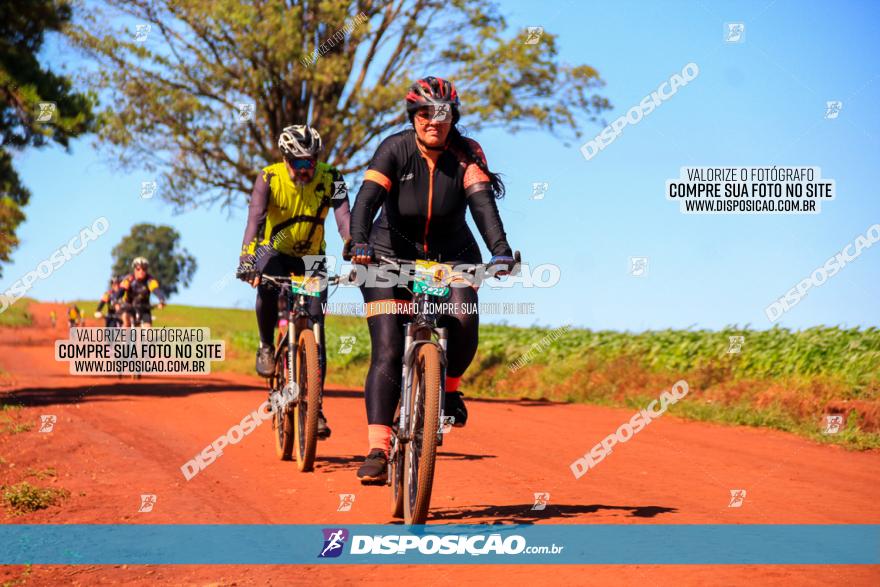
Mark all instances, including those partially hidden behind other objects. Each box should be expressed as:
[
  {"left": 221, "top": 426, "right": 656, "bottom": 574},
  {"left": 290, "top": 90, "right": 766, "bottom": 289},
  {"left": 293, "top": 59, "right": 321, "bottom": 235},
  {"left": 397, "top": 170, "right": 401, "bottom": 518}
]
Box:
[
  {"left": 278, "top": 125, "right": 322, "bottom": 159},
  {"left": 132, "top": 257, "right": 149, "bottom": 270}
]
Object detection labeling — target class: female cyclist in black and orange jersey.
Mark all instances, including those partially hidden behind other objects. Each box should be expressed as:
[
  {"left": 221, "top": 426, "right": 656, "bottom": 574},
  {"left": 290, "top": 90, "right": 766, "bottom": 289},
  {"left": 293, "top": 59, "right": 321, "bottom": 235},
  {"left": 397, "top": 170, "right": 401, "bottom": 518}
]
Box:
[{"left": 349, "top": 76, "right": 516, "bottom": 482}]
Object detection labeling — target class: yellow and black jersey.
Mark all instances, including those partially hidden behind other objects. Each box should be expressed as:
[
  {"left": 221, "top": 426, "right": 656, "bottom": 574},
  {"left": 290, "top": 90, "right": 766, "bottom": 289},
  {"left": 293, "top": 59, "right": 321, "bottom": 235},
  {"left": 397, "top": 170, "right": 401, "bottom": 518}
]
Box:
[{"left": 240, "top": 161, "right": 351, "bottom": 258}]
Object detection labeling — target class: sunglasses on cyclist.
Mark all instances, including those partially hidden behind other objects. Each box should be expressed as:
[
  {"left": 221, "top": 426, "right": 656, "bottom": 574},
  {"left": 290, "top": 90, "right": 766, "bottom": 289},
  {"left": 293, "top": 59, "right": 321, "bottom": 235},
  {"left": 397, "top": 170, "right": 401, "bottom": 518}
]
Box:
[
  {"left": 415, "top": 105, "right": 452, "bottom": 123},
  {"left": 288, "top": 157, "right": 316, "bottom": 170}
]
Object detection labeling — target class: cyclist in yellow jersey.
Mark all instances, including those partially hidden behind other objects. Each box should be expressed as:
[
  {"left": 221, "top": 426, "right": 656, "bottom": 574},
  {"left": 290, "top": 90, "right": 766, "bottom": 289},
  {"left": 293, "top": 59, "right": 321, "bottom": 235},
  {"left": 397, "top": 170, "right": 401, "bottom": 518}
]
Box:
[
  {"left": 120, "top": 257, "right": 166, "bottom": 327},
  {"left": 237, "top": 125, "right": 351, "bottom": 439},
  {"left": 66, "top": 304, "right": 81, "bottom": 328}
]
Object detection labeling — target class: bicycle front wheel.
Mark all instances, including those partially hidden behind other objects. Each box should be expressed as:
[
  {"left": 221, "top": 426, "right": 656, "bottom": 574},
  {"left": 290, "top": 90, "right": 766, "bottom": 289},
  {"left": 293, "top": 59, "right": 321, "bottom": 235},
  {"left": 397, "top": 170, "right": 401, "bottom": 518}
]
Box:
[
  {"left": 403, "top": 344, "right": 442, "bottom": 525},
  {"left": 293, "top": 329, "right": 321, "bottom": 472},
  {"left": 389, "top": 426, "right": 404, "bottom": 518}
]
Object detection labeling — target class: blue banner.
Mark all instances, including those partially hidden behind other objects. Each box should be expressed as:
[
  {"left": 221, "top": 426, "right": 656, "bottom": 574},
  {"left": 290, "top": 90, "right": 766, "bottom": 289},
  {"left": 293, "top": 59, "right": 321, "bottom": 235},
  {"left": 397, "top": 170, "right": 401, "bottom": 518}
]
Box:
[{"left": 0, "top": 525, "right": 876, "bottom": 564}]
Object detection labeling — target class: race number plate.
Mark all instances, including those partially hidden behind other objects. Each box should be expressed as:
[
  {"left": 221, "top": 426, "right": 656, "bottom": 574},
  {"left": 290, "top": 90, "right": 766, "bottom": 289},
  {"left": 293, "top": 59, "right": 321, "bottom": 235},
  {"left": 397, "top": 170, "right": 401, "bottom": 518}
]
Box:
[
  {"left": 412, "top": 260, "right": 452, "bottom": 297},
  {"left": 290, "top": 274, "right": 323, "bottom": 297}
]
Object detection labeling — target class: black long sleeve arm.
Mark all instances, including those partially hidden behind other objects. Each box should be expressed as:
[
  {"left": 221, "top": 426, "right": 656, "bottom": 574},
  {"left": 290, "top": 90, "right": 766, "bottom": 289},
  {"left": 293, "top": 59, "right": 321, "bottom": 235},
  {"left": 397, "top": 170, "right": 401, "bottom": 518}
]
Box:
[
  {"left": 467, "top": 189, "right": 513, "bottom": 257},
  {"left": 350, "top": 180, "right": 387, "bottom": 243}
]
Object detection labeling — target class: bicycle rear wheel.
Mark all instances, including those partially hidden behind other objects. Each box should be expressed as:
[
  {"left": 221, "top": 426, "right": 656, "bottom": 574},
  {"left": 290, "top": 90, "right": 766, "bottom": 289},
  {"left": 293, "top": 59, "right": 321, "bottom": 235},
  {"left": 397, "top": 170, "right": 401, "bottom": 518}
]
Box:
[
  {"left": 272, "top": 342, "right": 294, "bottom": 460},
  {"left": 293, "top": 329, "right": 321, "bottom": 472},
  {"left": 403, "top": 344, "right": 442, "bottom": 525}
]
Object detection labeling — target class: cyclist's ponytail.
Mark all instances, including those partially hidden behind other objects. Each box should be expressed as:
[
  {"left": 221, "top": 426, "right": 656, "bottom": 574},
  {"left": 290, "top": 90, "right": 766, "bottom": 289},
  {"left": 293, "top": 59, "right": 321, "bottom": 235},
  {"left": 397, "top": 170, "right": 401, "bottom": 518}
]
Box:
[{"left": 448, "top": 126, "right": 506, "bottom": 199}]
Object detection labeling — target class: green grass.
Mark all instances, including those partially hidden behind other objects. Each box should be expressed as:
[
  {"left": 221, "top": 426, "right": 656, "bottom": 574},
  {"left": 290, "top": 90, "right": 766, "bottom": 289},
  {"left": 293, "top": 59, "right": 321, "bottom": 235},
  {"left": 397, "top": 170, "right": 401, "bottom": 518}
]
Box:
[
  {"left": 53, "top": 301, "right": 880, "bottom": 449},
  {"left": 0, "top": 402, "right": 31, "bottom": 435},
  {"left": 1, "top": 482, "right": 70, "bottom": 514},
  {"left": 0, "top": 422, "right": 32, "bottom": 435},
  {"left": 1, "top": 564, "right": 32, "bottom": 587},
  {"left": 26, "top": 467, "right": 57, "bottom": 480},
  {"left": 0, "top": 298, "right": 34, "bottom": 327},
  {"left": 0, "top": 415, "right": 32, "bottom": 435},
  {"left": 0, "top": 402, "right": 34, "bottom": 434}
]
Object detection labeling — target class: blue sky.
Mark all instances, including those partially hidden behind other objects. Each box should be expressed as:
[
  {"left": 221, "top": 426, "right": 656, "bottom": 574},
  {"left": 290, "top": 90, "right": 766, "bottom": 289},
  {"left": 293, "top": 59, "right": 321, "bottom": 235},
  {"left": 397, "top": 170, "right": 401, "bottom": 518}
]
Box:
[{"left": 2, "top": 0, "right": 878, "bottom": 330}]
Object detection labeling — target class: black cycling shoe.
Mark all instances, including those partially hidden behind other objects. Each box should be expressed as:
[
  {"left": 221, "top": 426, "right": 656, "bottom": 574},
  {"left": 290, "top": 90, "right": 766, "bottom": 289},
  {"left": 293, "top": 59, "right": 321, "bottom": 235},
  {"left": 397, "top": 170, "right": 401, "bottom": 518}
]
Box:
[
  {"left": 444, "top": 391, "right": 468, "bottom": 427},
  {"left": 255, "top": 344, "right": 274, "bottom": 378},
  {"left": 317, "top": 410, "right": 331, "bottom": 440},
  {"left": 357, "top": 449, "right": 388, "bottom": 483}
]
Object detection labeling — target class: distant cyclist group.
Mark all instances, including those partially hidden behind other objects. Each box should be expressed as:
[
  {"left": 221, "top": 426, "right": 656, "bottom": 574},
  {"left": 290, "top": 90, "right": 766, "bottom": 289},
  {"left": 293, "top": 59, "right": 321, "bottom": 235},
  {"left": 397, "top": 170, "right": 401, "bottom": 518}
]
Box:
[
  {"left": 63, "top": 257, "right": 167, "bottom": 330},
  {"left": 235, "top": 75, "right": 518, "bottom": 507}
]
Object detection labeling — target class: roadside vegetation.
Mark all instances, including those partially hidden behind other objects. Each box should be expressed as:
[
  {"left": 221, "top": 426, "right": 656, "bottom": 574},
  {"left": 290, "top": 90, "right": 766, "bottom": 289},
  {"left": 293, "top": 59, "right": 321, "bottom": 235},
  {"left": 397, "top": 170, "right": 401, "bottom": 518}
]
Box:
[{"left": 48, "top": 302, "right": 880, "bottom": 449}]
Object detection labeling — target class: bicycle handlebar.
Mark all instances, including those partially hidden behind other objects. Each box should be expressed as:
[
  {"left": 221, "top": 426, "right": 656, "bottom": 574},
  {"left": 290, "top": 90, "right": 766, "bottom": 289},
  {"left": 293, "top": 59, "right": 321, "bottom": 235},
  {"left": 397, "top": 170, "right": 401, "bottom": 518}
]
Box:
[
  {"left": 376, "top": 250, "right": 522, "bottom": 276},
  {"left": 258, "top": 273, "right": 347, "bottom": 288}
]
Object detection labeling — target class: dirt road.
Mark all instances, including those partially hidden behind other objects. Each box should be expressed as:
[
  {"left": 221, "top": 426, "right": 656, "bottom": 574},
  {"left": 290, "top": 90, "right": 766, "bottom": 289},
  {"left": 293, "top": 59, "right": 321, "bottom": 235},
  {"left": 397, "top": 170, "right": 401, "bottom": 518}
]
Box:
[{"left": 1, "top": 302, "right": 877, "bottom": 585}]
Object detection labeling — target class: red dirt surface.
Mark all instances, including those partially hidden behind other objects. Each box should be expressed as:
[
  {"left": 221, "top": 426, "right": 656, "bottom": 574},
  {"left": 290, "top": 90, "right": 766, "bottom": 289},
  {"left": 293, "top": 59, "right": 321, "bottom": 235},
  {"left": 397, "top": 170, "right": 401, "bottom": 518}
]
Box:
[{"left": 1, "top": 302, "right": 878, "bottom": 585}]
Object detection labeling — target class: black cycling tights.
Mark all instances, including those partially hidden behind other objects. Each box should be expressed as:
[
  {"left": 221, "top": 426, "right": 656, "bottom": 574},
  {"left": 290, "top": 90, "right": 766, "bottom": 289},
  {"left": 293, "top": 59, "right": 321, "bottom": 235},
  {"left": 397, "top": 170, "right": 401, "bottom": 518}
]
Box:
[{"left": 361, "top": 283, "right": 479, "bottom": 426}]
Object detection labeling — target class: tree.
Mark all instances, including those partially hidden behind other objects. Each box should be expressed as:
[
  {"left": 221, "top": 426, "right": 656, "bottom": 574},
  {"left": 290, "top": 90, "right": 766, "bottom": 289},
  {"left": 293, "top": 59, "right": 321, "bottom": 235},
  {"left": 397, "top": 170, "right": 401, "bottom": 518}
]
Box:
[
  {"left": 111, "top": 224, "right": 197, "bottom": 298},
  {"left": 68, "top": 0, "right": 610, "bottom": 210},
  {"left": 0, "top": 0, "right": 95, "bottom": 277}
]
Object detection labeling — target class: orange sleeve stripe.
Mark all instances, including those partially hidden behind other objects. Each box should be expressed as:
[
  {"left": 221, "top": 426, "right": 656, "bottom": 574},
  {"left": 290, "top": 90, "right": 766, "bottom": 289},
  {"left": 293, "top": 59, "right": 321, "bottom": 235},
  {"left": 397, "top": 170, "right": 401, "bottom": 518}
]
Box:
[
  {"left": 364, "top": 169, "right": 392, "bottom": 191},
  {"left": 463, "top": 163, "right": 490, "bottom": 189}
]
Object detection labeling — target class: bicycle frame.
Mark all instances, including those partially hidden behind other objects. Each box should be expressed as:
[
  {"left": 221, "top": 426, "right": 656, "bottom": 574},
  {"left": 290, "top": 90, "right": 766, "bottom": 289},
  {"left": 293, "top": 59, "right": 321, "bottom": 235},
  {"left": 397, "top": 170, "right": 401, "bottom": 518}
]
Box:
[
  {"left": 284, "top": 288, "right": 320, "bottom": 406},
  {"left": 397, "top": 294, "right": 448, "bottom": 445},
  {"left": 261, "top": 273, "right": 339, "bottom": 412},
  {"left": 123, "top": 304, "right": 156, "bottom": 328}
]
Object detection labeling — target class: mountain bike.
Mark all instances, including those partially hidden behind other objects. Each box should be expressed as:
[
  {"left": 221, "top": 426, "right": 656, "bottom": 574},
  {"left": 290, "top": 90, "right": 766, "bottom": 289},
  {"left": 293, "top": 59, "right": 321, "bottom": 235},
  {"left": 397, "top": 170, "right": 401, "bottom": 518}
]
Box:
[
  {"left": 128, "top": 304, "right": 160, "bottom": 379},
  {"left": 373, "top": 253, "right": 520, "bottom": 524},
  {"left": 259, "top": 272, "right": 344, "bottom": 472},
  {"left": 94, "top": 307, "right": 123, "bottom": 328}
]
